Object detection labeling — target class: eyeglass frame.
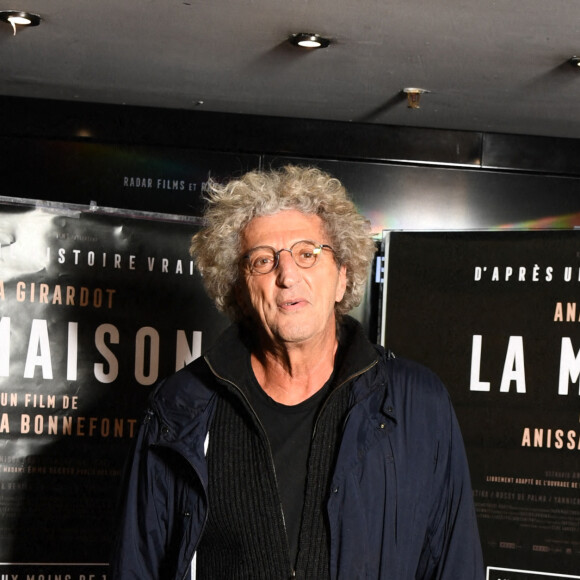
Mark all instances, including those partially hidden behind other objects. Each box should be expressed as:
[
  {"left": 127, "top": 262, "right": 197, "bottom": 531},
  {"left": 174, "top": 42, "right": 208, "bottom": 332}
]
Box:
[{"left": 241, "top": 239, "right": 335, "bottom": 275}]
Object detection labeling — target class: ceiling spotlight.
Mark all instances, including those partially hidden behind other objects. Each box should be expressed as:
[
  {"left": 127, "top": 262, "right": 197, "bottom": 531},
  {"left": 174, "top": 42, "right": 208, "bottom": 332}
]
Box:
[
  {"left": 402, "top": 87, "right": 430, "bottom": 109},
  {"left": 0, "top": 10, "right": 41, "bottom": 35},
  {"left": 569, "top": 56, "right": 580, "bottom": 68},
  {"left": 289, "top": 33, "right": 330, "bottom": 49}
]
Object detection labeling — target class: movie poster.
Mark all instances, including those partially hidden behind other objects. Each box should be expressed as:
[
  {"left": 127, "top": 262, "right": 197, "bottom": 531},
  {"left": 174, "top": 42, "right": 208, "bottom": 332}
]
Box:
[
  {"left": 0, "top": 201, "right": 229, "bottom": 577},
  {"left": 381, "top": 231, "right": 580, "bottom": 580}
]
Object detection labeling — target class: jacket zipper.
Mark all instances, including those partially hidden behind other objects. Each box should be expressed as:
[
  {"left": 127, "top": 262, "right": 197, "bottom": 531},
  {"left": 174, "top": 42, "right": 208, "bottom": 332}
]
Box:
[
  {"left": 312, "top": 358, "right": 379, "bottom": 439},
  {"left": 205, "top": 354, "right": 379, "bottom": 579},
  {"left": 204, "top": 357, "right": 296, "bottom": 576}
]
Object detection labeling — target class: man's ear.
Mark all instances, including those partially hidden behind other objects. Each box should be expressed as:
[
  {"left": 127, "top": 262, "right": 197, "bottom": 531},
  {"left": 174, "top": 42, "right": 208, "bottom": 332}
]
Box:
[{"left": 335, "top": 264, "right": 347, "bottom": 304}]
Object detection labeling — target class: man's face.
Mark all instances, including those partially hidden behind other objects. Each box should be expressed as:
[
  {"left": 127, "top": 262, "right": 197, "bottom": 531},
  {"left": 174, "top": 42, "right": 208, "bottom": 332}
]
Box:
[{"left": 238, "top": 210, "right": 347, "bottom": 348}]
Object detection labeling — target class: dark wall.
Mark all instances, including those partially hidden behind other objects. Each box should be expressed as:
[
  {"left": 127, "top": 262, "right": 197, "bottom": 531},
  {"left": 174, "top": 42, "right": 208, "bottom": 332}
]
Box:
[{"left": 1, "top": 95, "right": 579, "bottom": 233}]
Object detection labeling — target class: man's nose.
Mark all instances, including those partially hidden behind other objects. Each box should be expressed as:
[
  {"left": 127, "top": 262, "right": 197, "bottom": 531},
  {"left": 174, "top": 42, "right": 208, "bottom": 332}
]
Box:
[{"left": 275, "top": 249, "right": 300, "bottom": 285}]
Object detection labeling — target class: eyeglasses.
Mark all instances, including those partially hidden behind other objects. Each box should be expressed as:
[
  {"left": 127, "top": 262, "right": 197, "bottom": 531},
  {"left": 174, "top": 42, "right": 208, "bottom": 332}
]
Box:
[{"left": 242, "top": 240, "right": 334, "bottom": 275}]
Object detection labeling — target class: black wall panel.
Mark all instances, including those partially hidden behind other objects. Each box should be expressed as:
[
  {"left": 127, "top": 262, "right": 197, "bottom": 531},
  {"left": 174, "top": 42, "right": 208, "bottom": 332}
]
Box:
[{"left": 2, "top": 96, "right": 579, "bottom": 231}]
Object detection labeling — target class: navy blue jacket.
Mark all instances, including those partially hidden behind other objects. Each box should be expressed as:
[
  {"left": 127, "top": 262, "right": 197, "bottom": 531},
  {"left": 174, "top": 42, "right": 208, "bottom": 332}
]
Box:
[{"left": 110, "top": 319, "right": 484, "bottom": 579}]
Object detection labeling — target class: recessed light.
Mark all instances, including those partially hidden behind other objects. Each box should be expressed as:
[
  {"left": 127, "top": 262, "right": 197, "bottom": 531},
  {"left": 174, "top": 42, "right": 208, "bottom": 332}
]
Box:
[
  {"left": 289, "top": 33, "right": 330, "bottom": 49},
  {"left": 0, "top": 10, "right": 41, "bottom": 35},
  {"left": 569, "top": 56, "right": 580, "bottom": 68}
]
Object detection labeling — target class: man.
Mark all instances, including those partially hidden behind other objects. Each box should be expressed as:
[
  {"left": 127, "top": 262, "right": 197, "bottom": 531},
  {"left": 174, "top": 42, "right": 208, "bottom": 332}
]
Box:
[{"left": 110, "top": 165, "right": 484, "bottom": 579}]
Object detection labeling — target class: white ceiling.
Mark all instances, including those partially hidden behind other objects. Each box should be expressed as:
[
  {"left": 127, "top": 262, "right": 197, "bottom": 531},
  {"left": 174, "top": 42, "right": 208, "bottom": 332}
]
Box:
[{"left": 2, "top": 0, "right": 580, "bottom": 139}]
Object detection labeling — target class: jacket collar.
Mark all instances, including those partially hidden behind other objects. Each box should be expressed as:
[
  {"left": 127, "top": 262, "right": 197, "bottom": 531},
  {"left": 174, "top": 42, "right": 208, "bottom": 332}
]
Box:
[
  {"left": 151, "top": 316, "right": 392, "bottom": 444},
  {"left": 204, "top": 315, "right": 381, "bottom": 398}
]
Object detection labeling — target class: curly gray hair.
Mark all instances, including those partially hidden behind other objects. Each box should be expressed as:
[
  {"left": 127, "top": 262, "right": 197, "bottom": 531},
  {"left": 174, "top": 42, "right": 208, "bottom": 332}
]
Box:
[{"left": 190, "top": 165, "right": 376, "bottom": 321}]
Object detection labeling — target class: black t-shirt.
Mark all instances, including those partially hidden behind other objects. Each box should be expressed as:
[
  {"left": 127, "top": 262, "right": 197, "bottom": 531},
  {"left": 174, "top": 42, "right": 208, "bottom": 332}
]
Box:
[{"left": 246, "top": 372, "right": 332, "bottom": 567}]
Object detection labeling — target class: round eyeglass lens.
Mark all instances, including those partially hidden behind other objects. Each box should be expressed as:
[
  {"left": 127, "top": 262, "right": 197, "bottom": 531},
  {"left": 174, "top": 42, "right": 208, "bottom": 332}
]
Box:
[
  {"left": 292, "top": 241, "right": 321, "bottom": 268},
  {"left": 246, "top": 241, "right": 323, "bottom": 274}
]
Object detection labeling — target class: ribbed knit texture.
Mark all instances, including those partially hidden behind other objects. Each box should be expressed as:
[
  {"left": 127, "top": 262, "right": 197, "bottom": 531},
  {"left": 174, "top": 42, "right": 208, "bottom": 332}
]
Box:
[
  {"left": 295, "top": 384, "right": 351, "bottom": 579},
  {"left": 197, "top": 384, "right": 351, "bottom": 579},
  {"left": 197, "top": 393, "right": 290, "bottom": 579}
]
